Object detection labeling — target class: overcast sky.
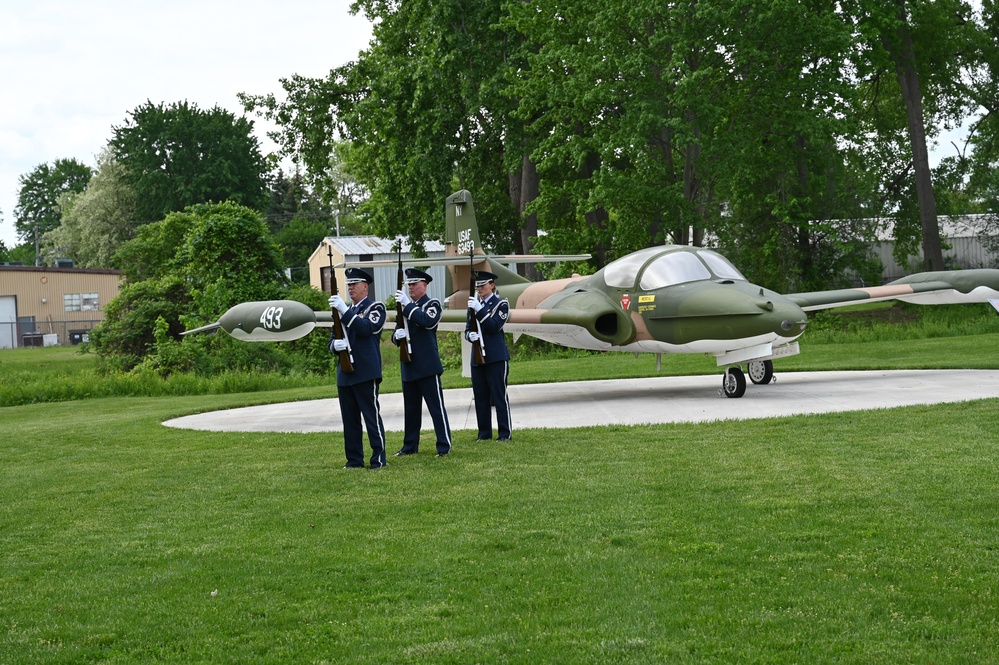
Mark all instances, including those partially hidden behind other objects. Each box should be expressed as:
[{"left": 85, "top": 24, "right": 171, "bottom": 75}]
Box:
[{"left": 0, "top": 0, "right": 373, "bottom": 249}]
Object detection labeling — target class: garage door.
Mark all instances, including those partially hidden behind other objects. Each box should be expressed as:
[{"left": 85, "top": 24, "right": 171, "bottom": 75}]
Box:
[{"left": 0, "top": 295, "right": 15, "bottom": 349}]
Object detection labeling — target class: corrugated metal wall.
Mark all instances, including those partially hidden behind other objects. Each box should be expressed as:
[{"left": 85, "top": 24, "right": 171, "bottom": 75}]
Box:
[
  {"left": 875, "top": 236, "right": 998, "bottom": 282},
  {"left": 0, "top": 267, "right": 122, "bottom": 348},
  {"left": 308, "top": 236, "right": 449, "bottom": 304}
]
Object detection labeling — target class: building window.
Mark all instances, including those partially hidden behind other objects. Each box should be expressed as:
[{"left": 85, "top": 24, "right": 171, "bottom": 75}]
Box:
[{"left": 63, "top": 293, "right": 100, "bottom": 312}]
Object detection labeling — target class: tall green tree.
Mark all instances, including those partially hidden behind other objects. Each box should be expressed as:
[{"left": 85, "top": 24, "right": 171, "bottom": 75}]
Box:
[
  {"left": 707, "top": 0, "right": 880, "bottom": 290},
  {"left": 956, "top": 1, "right": 999, "bottom": 218},
  {"left": 264, "top": 169, "right": 343, "bottom": 284},
  {"left": 244, "top": 0, "right": 982, "bottom": 286},
  {"left": 14, "top": 158, "right": 93, "bottom": 265},
  {"left": 108, "top": 101, "right": 268, "bottom": 224},
  {"left": 242, "top": 0, "right": 531, "bottom": 258},
  {"left": 43, "top": 150, "right": 138, "bottom": 268},
  {"left": 508, "top": 0, "right": 873, "bottom": 289},
  {"left": 843, "top": 0, "right": 978, "bottom": 271}
]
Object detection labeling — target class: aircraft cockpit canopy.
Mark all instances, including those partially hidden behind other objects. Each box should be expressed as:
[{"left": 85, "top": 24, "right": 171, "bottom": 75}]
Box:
[{"left": 602, "top": 246, "right": 746, "bottom": 290}]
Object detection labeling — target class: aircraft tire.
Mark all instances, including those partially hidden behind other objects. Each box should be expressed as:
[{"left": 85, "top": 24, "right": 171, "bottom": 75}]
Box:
[
  {"left": 748, "top": 359, "right": 774, "bottom": 385},
  {"left": 722, "top": 366, "right": 746, "bottom": 398}
]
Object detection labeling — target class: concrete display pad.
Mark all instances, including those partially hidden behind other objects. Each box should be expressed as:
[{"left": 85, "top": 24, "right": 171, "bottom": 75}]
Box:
[{"left": 163, "top": 369, "right": 999, "bottom": 433}]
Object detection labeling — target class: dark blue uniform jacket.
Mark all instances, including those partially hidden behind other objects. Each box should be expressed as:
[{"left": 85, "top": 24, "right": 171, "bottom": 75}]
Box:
[
  {"left": 393, "top": 295, "right": 445, "bottom": 381},
  {"left": 334, "top": 297, "right": 386, "bottom": 386},
  {"left": 466, "top": 294, "right": 510, "bottom": 365}
]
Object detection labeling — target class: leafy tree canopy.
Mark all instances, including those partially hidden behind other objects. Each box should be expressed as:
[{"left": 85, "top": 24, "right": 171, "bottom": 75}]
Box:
[
  {"left": 43, "top": 150, "right": 139, "bottom": 269},
  {"left": 14, "top": 158, "right": 93, "bottom": 244},
  {"left": 245, "top": 0, "right": 995, "bottom": 287},
  {"left": 108, "top": 101, "right": 268, "bottom": 224},
  {"left": 93, "top": 201, "right": 287, "bottom": 371}
]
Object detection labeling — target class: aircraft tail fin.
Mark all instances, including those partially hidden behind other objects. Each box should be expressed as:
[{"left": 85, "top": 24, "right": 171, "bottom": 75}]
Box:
[
  {"left": 445, "top": 190, "right": 481, "bottom": 258},
  {"left": 441, "top": 190, "right": 591, "bottom": 307}
]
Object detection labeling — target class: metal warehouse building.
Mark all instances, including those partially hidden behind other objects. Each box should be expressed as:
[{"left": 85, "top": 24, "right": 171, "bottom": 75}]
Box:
[
  {"left": 0, "top": 265, "right": 122, "bottom": 349},
  {"left": 307, "top": 236, "right": 448, "bottom": 303}
]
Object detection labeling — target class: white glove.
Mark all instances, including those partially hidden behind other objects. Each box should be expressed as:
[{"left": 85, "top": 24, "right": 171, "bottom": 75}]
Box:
[
  {"left": 329, "top": 295, "right": 348, "bottom": 314},
  {"left": 332, "top": 338, "right": 348, "bottom": 352},
  {"left": 394, "top": 328, "right": 408, "bottom": 341},
  {"left": 396, "top": 289, "right": 411, "bottom": 307},
  {"left": 468, "top": 297, "right": 483, "bottom": 312},
  {"left": 467, "top": 331, "right": 480, "bottom": 343}
]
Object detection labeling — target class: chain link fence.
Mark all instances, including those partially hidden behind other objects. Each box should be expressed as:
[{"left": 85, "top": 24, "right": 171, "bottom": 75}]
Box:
[{"left": 1, "top": 318, "right": 103, "bottom": 349}]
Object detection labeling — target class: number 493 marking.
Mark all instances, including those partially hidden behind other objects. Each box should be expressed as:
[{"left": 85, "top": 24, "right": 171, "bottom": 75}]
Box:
[{"left": 259, "top": 306, "right": 284, "bottom": 329}]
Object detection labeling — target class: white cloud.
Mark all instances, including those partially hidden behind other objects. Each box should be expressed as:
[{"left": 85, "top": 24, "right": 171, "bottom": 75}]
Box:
[{"left": 0, "top": 0, "right": 372, "bottom": 249}]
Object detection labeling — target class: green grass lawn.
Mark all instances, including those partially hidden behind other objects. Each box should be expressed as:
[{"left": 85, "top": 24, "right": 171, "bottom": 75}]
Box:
[{"left": 2, "top": 304, "right": 999, "bottom": 663}]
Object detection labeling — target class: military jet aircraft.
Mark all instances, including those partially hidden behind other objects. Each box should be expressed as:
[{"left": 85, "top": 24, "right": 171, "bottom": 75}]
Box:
[{"left": 184, "top": 190, "right": 999, "bottom": 398}]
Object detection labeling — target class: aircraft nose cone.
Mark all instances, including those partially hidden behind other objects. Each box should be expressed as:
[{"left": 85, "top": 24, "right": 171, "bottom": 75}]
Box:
[{"left": 775, "top": 300, "right": 808, "bottom": 337}]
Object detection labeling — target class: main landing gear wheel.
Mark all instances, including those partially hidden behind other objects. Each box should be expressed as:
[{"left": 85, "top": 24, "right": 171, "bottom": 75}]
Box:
[
  {"left": 721, "top": 366, "right": 746, "bottom": 398},
  {"left": 747, "top": 359, "right": 775, "bottom": 385}
]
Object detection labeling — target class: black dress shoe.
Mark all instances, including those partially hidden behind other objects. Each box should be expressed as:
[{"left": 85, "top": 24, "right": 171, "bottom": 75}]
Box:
[
  {"left": 497, "top": 437, "right": 512, "bottom": 442},
  {"left": 369, "top": 463, "right": 387, "bottom": 470},
  {"left": 436, "top": 451, "right": 449, "bottom": 457},
  {"left": 342, "top": 464, "right": 364, "bottom": 470},
  {"left": 476, "top": 436, "right": 491, "bottom": 441},
  {"left": 394, "top": 450, "right": 415, "bottom": 457}
]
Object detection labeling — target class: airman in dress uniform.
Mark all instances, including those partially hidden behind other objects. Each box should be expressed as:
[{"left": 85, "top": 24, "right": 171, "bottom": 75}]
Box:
[
  {"left": 464, "top": 270, "right": 512, "bottom": 441},
  {"left": 329, "top": 267, "right": 388, "bottom": 469},
  {"left": 391, "top": 267, "right": 452, "bottom": 457}
]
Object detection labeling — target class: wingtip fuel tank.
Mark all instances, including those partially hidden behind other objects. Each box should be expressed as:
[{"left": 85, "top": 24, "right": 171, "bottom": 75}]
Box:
[{"left": 183, "top": 300, "right": 320, "bottom": 342}]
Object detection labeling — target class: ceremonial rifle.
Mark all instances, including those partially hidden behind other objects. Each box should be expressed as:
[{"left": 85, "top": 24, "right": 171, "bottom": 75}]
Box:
[
  {"left": 396, "top": 242, "right": 412, "bottom": 363},
  {"left": 327, "top": 244, "right": 354, "bottom": 372},
  {"left": 468, "top": 252, "right": 486, "bottom": 364}
]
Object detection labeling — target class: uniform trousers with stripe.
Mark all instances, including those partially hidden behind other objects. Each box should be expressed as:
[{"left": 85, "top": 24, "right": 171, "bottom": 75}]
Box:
[
  {"left": 338, "top": 379, "right": 387, "bottom": 468},
  {"left": 470, "top": 360, "right": 512, "bottom": 440},
  {"left": 400, "top": 374, "right": 452, "bottom": 455}
]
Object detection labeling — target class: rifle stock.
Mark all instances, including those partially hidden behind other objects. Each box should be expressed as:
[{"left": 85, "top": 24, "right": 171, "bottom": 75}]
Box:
[
  {"left": 396, "top": 246, "right": 412, "bottom": 363},
  {"left": 468, "top": 253, "right": 486, "bottom": 365},
  {"left": 327, "top": 245, "right": 354, "bottom": 373}
]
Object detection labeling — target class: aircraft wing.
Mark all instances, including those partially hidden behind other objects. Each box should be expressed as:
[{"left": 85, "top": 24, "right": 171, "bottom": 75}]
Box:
[
  {"left": 337, "top": 253, "right": 590, "bottom": 268},
  {"left": 785, "top": 269, "right": 999, "bottom": 311}
]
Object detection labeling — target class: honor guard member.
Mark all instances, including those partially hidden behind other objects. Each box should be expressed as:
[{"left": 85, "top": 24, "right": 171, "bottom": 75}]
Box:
[
  {"left": 464, "top": 270, "right": 512, "bottom": 441},
  {"left": 391, "top": 267, "right": 453, "bottom": 457},
  {"left": 329, "top": 267, "right": 388, "bottom": 469}
]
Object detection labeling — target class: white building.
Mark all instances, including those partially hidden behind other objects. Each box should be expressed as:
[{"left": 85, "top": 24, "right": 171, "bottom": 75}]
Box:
[{"left": 306, "top": 236, "right": 448, "bottom": 303}]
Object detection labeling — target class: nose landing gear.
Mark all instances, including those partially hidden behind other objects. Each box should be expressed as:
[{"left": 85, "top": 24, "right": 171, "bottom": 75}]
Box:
[
  {"left": 720, "top": 359, "right": 775, "bottom": 398},
  {"left": 721, "top": 366, "right": 746, "bottom": 398}
]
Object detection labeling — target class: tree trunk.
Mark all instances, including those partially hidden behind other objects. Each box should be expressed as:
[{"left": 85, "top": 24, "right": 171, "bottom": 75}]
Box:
[
  {"left": 795, "top": 134, "right": 812, "bottom": 279},
  {"left": 581, "top": 151, "right": 611, "bottom": 267},
  {"left": 892, "top": 2, "right": 945, "bottom": 271},
  {"left": 682, "top": 140, "right": 700, "bottom": 246},
  {"left": 518, "top": 155, "right": 541, "bottom": 280}
]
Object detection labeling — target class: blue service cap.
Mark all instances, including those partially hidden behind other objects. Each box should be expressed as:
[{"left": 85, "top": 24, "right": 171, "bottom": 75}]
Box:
[
  {"left": 474, "top": 270, "right": 498, "bottom": 286},
  {"left": 345, "top": 267, "right": 374, "bottom": 284},
  {"left": 404, "top": 267, "right": 432, "bottom": 284}
]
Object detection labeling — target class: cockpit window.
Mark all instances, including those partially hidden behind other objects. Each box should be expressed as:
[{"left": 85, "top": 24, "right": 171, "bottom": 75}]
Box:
[
  {"left": 602, "top": 246, "right": 747, "bottom": 289},
  {"left": 697, "top": 250, "right": 746, "bottom": 281},
  {"left": 602, "top": 247, "right": 671, "bottom": 288},
  {"left": 639, "top": 251, "right": 711, "bottom": 289}
]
